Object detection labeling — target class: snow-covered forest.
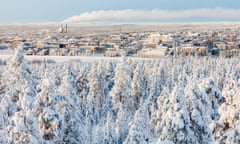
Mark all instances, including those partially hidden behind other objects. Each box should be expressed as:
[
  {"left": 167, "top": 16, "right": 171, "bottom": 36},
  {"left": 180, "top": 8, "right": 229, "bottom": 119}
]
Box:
[{"left": 0, "top": 46, "right": 240, "bottom": 144}]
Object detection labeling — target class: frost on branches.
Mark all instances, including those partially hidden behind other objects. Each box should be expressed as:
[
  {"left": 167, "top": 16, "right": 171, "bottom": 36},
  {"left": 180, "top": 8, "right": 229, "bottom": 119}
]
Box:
[{"left": 0, "top": 49, "right": 239, "bottom": 143}]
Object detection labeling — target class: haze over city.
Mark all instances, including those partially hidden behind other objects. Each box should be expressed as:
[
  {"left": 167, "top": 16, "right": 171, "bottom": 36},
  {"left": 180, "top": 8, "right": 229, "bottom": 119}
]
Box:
[{"left": 1, "top": 0, "right": 240, "bottom": 23}]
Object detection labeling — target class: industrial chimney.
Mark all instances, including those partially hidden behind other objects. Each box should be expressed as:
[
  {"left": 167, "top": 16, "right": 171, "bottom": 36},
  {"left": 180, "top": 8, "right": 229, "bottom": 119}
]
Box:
[
  {"left": 65, "top": 24, "right": 68, "bottom": 33},
  {"left": 58, "top": 24, "right": 64, "bottom": 33}
]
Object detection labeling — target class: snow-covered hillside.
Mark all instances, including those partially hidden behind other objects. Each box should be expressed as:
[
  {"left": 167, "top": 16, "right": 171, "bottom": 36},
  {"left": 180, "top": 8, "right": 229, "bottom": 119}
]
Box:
[{"left": 0, "top": 46, "right": 239, "bottom": 143}]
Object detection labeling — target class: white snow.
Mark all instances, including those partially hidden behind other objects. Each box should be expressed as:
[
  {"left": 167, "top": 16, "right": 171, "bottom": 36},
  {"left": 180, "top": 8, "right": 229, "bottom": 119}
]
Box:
[{"left": 0, "top": 47, "right": 239, "bottom": 143}]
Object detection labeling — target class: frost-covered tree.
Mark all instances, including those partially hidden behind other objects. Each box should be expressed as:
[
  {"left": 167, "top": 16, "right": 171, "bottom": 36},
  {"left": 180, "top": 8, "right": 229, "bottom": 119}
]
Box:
[
  {"left": 33, "top": 69, "right": 69, "bottom": 143},
  {"left": 87, "top": 64, "right": 103, "bottom": 124},
  {"left": 94, "top": 124, "right": 104, "bottom": 144},
  {"left": 85, "top": 108, "right": 95, "bottom": 144},
  {"left": 212, "top": 67, "right": 240, "bottom": 143},
  {"left": 184, "top": 81, "right": 213, "bottom": 143},
  {"left": 97, "top": 62, "right": 111, "bottom": 120},
  {"left": 58, "top": 63, "right": 77, "bottom": 101},
  {"left": 115, "top": 103, "right": 132, "bottom": 143},
  {"left": 7, "top": 110, "right": 42, "bottom": 144},
  {"left": 104, "top": 112, "right": 116, "bottom": 144},
  {"left": 110, "top": 58, "right": 133, "bottom": 114},
  {"left": 130, "top": 62, "right": 146, "bottom": 112},
  {"left": 105, "top": 60, "right": 115, "bottom": 92},
  {"left": 124, "top": 101, "right": 151, "bottom": 144},
  {"left": 159, "top": 86, "right": 196, "bottom": 143},
  {"left": 148, "top": 66, "right": 164, "bottom": 112},
  {"left": 0, "top": 110, "right": 7, "bottom": 143},
  {"left": 0, "top": 45, "right": 41, "bottom": 143},
  {"left": 150, "top": 86, "right": 171, "bottom": 137},
  {"left": 199, "top": 78, "right": 224, "bottom": 120},
  {"left": 1, "top": 45, "right": 37, "bottom": 120},
  {"left": 215, "top": 61, "right": 227, "bottom": 90},
  {"left": 76, "top": 64, "right": 90, "bottom": 114},
  {"left": 57, "top": 64, "right": 86, "bottom": 143}
]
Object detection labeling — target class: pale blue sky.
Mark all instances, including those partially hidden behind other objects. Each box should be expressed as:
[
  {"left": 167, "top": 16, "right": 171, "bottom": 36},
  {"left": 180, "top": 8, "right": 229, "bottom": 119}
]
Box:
[{"left": 0, "top": 0, "right": 239, "bottom": 22}]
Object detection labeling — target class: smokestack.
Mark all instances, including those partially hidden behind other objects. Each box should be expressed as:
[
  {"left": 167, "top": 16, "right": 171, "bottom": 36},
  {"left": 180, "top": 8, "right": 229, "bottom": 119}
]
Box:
[
  {"left": 59, "top": 24, "right": 64, "bottom": 33},
  {"left": 65, "top": 24, "right": 68, "bottom": 33}
]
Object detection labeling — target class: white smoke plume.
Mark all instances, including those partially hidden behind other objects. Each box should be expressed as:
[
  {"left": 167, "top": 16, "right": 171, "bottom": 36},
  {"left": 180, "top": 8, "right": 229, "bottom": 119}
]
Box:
[{"left": 62, "top": 8, "right": 240, "bottom": 23}]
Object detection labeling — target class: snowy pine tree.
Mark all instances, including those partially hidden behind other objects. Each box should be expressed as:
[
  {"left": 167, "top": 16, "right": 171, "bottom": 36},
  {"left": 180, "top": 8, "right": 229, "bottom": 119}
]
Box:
[
  {"left": 115, "top": 103, "right": 132, "bottom": 143},
  {"left": 159, "top": 86, "right": 196, "bottom": 143},
  {"left": 130, "top": 62, "right": 146, "bottom": 112},
  {"left": 104, "top": 112, "right": 116, "bottom": 144},
  {"left": 184, "top": 81, "right": 213, "bottom": 143},
  {"left": 110, "top": 58, "right": 133, "bottom": 115},
  {"left": 57, "top": 64, "right": 86, "bottom": 143},
  {"left": 33, "top": 69, "right": 67, "bottom": 143},
  {"left": 124, "top": 101, "right": 151, "bottom": 144},
  {"left": 0, "top": 45, "right": 41, "bottom": 143}
]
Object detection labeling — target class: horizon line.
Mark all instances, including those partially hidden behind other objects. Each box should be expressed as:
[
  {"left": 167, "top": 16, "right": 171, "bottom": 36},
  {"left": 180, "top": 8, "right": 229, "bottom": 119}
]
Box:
[{"left": 1, "top": 21, "right": 240, "bottom": 26}]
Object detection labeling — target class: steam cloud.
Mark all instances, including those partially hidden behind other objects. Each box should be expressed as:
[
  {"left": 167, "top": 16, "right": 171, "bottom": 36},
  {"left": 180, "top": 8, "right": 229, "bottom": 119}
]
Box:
[{"left": 62, "top": 8, "right": 240, "bottom": 23}]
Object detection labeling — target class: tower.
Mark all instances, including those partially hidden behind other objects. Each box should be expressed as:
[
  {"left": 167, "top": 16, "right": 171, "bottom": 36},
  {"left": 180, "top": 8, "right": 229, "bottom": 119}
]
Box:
[
  {"left": 65, "top": 24, "right": 68, "bottom": 33},
  {"left": 59, "top": 24, "right": 64, "bottom": 33}
]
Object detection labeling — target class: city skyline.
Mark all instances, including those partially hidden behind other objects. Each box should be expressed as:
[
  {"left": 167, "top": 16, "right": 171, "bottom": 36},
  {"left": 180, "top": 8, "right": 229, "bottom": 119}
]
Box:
[{"left": 0, "top": 0, "right": 239, "bottom": 23}]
